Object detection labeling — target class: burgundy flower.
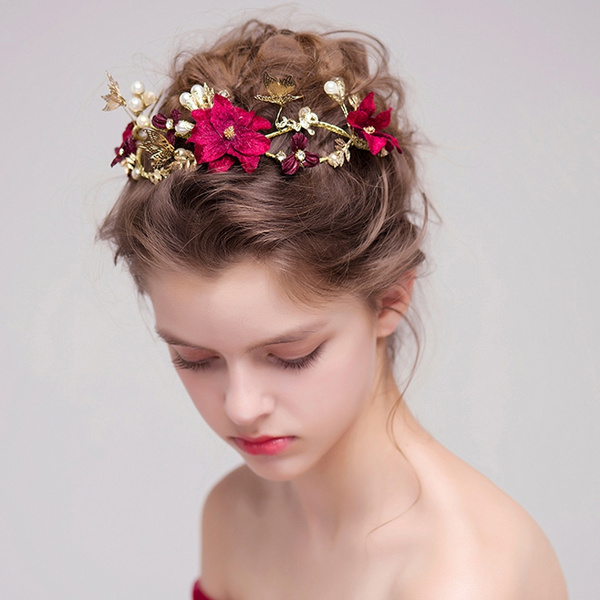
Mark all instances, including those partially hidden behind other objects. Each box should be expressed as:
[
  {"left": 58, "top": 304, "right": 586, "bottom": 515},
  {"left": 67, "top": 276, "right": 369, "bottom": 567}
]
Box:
[
  {"left": 189, "top": 94, "right": 271, "bottom": 173},
  {"left": 281, "top": 133, "right": 320, "bottom": 175},
  {"left": 111, "top": 122, "right": 136, "bottom": 167},
  {"left": 346, "top": 92, "right": 401, "bottom": 155},
  {"left": 152, "top": 109, "right": 181, "bottom": 145}
]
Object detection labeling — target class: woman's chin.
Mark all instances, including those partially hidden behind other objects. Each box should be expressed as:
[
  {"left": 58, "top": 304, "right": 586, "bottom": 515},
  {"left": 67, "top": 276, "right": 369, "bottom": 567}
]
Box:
[{"left": 238, "top": 453, "right": 311, "bottom": 483}]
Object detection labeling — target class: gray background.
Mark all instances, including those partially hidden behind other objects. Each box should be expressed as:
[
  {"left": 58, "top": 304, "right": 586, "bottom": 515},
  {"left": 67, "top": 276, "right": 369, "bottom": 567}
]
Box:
[{"left": 1, "top": 1, "right": 598, "bottom": 599}]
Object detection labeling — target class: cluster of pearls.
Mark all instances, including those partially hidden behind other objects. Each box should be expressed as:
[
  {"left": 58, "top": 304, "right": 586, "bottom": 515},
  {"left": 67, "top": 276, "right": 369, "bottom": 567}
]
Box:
[
  {"left": 127, "top": 80, "right": 158, "bottom": 128},
  {"left": 178, "top": 83, "right": 232, "bottom": 112}
]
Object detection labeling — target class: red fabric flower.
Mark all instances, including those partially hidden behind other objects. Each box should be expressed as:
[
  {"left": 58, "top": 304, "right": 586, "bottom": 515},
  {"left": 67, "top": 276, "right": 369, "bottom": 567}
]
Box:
[
  {"left": 189, "top": 94, "right": 271, "bottom": 172},
  {"left": 281, "top": 133, "right": 320, "bottom": 175},
  {"left": 111, "top": 122, "right": 136, "bottom": 167},
  {"left": 346, "top": 92, "right": 401, "bottom": 155},
  {"left": 152, "top": 109, "right": 181, "bottom": 145}
]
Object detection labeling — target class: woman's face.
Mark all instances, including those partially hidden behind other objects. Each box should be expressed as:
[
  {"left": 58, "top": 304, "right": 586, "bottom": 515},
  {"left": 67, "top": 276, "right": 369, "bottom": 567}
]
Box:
[{"left": 147, "top": 261, "right": 385, "bottom": 482}]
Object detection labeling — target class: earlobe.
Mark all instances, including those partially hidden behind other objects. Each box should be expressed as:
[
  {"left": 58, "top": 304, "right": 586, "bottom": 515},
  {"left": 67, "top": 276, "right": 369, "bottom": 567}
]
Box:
[{"left": 376, "top": 273, "right": 415, "bottom": 338}]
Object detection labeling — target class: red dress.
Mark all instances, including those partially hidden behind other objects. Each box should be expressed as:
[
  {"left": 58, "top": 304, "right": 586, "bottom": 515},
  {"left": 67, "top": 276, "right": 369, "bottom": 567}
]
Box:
[{"left": 193, "top": 580, "right": 216, "bottom": 600}]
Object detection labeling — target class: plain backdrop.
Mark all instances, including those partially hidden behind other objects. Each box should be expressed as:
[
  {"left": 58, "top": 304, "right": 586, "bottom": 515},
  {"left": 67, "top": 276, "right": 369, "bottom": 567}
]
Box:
[{"left": 1, "top": 1, "right": 598, "bottom": 599}]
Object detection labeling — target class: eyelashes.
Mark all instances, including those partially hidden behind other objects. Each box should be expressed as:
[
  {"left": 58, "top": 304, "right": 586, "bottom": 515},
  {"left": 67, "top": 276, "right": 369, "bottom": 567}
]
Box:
[
  {"left": 271, "top": 344, "right": 323, "bottom": 370},
  {"left": 171, "top": 353, "right": 214, "bottom": 372},
  {"left": 171, "top": 344, "right": 324, "bottom": 373}
]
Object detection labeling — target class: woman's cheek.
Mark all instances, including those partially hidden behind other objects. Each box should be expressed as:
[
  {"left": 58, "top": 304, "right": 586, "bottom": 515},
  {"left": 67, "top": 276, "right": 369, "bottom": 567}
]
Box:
[{"left": 177, "top": 373, "right": 220, "bottom": 418}]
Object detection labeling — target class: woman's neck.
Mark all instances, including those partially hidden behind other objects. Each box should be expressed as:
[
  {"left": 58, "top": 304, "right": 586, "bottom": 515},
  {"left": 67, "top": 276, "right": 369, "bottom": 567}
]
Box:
[{"left": 282, "top": 357, "right": 422, "bottom": 546}]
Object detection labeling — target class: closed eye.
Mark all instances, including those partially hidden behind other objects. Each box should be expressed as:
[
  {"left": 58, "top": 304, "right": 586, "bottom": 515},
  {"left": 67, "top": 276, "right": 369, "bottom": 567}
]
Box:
[
  {"left": 171, "top": 352, "right": 217, "bottom": 372},
  {"left": 170, "top": 344, "right": 325, "bottom": 372},
  {"left": 271, "top": 344, "right": 324, "bottom": 371}
]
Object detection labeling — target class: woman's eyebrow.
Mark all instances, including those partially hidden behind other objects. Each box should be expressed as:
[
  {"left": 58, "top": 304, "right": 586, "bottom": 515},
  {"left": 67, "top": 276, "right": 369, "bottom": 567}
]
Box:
[
  {"left": 155, "top": 321, "right": 328, "bottom": 351},
  {"left": 253, "top": 321, "right": 328, "bottom": 349},
  {"left": 155, "top": 330, "right": 205, "bottom": 349}
]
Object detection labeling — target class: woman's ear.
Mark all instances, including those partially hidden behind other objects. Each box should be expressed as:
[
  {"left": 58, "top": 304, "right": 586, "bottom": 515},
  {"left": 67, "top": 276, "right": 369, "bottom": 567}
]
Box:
[{"left": 375, "top": 272, "right": 416, "bottom": 338}]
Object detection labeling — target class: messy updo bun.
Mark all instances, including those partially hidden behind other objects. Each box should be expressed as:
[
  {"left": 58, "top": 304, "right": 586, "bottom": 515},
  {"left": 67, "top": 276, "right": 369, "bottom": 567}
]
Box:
[{"left": 99, "top": 20, "right": 428, "bottom": 313}]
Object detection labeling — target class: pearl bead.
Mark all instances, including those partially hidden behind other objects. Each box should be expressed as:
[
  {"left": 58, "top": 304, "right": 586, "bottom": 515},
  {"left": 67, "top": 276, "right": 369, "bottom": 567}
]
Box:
[
  {"left": 141, "top": 90, "right": 156, "bottom": 107},
  {"left": 327, "top": 151, "right": 344, "bottom": 168},
  {"left": 131, "top": 80, "right": 145, "bottom": 96},
  {"left": 175, "top": 120, "right": 193, "bottom": 134},
  {"left": 179, "top": 92, "right": 193, "bottom": 110},
  {"left": 136, "top": 115, "right": 151, "bottom": 129},
  {"left": 128, "top": 96, "right": 143, "bottom": 114},
  {"left": 131, "top": 168, "right": 141, "bottom": 180},
  {"left": 324, "top": 80, "right": 339, "bottom": 95}
]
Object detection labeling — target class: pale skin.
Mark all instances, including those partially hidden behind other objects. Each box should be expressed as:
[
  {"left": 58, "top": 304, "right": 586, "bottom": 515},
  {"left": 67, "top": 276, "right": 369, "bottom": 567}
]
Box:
[{"left": 148, "top": 260, "right": 568, "bottom": 600}]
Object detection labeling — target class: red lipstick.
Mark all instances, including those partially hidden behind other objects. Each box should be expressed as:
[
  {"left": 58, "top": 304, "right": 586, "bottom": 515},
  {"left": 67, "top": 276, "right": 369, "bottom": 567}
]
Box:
[{"left": 232, "top": 436, "right": 295, "bottom": 456}]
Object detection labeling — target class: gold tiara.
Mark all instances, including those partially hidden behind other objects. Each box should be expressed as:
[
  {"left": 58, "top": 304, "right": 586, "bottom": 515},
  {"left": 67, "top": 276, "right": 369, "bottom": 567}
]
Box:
[{"left": 102, "top": 72, "right": 401, "bottom": 184}]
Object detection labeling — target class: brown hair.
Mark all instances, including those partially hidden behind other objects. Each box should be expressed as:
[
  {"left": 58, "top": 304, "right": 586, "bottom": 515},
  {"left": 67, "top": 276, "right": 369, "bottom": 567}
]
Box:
[{"left": 99, "top": 20, "right": 428, "bottom": 318}]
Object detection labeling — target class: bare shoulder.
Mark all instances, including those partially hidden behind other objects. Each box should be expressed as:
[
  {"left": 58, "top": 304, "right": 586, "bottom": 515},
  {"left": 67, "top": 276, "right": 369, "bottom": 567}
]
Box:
[
  {"left": 401, "top": 434, "right": 568, "bottom": 599},
  {"left": 199, "top": 465, "right": 267, "bottom": 599},
  {"left": 409, "top": 516, "right": 568, "bottom": 600}
]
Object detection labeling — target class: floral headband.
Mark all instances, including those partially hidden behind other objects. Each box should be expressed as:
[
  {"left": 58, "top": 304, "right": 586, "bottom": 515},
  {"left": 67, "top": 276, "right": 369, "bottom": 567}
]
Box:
[{"left": 103, "top": 72, "right": 401, "bottom": 183}]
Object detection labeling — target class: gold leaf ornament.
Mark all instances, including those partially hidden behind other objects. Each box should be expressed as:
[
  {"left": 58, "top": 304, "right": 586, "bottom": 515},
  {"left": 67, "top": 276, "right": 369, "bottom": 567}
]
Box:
[
  {"left": 102, "top": 72, "right": 127, "bottom": 111},
  {"left": 256, "top": 73, "right": 302, "bottom": 106},
  {"left": 172, "top": 148, "right": 197, "bottom": 170},
  {"left": 348, "top": 94, "right": 361, "bottom": 110},
  {"left": 335, "top": 138, "right": 352, "bottom": 161},
  {"left": 137, "top": 128, "right": 175, "bottom": 171}
]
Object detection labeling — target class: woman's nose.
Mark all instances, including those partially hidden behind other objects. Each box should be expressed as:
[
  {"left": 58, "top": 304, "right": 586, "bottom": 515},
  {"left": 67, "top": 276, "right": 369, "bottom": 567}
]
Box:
[{"left": 223, "top": 366, "right": 275, "bottom": 426}]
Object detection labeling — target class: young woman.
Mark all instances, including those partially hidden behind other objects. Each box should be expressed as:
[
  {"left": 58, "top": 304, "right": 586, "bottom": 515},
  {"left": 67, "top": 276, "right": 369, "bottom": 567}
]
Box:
[{"left": 99, "top": 20, "right": 568, "bottom": 600}]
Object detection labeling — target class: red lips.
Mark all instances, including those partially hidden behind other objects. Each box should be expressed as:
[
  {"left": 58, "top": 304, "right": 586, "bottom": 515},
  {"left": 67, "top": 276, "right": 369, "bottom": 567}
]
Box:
[
  {"left": 239, "top": 435, "right": 278, "bottom": 443},
  {"left": 232, "top": 436, "right": 295, "bottom": 456}
]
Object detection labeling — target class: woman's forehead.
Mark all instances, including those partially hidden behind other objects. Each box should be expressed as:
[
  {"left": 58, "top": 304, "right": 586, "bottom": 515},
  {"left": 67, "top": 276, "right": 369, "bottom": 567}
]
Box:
[
  {"left": 147, "top": 262, "right": 372, "bottom": 347},
  {"left": 146, "top": 260, "right": 364, "bottom": 312}
]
